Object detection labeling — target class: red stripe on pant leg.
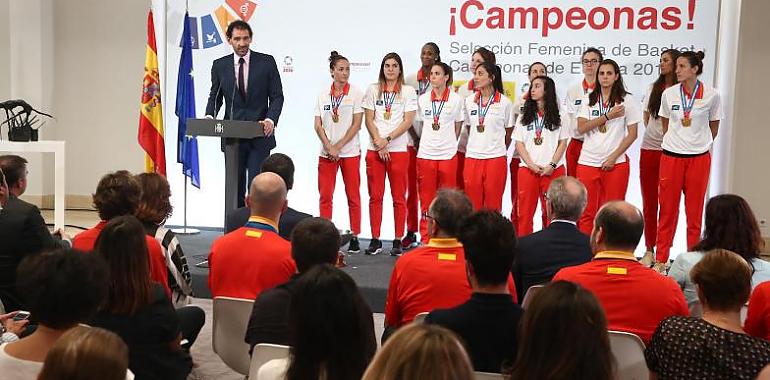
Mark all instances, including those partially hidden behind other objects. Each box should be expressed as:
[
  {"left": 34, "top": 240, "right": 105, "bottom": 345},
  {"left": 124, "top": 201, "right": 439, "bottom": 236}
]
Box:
[
  {"left": 318, "top": 157, "right": 339, "bottom": 220},
  {"left": 339, "top": 156, "right": 361, "bottom": 235},
  {"left": 387, "top": 152, "right": 410, "bottom": 238},
  {"left": 639, "top": 149, "right": 662, "bottom": 250},
  {"left": 456, "top": 152, "right": 465, "bottom": 190},
  {"left": 406, "top": 146, "right": 419, "bottom": 233},
  {"left": 482, "top": 156, "right": 508, "bottom": 212},
  {"left": 577, "top": 164, "right": 601, "bottom": 235},
  {"left": 601, "top": 160, "right": 630, "bottom": 203},
  {"left": 366, "top": 150, "right": 386, "bottom": 238},
  {"left": 517, "top": 166, "right": 540, "bottom": 236},
  {"left": 566, "top": 139, "right": 583, "bottom": 177},
  {"left": 540, "top": 166, "right": 566, "bottom": 227},
  {"left": 656, "top": 154, "right": 686, "bottom": 263},
  {"left": 417, "top": 158, "right": 439, "bottom": 243},
  {"left": 683, "top": 153, "right": 711, "bottom": 251},
  {"left": 510, "top": 158, "right": 520, "bottom": 225}
]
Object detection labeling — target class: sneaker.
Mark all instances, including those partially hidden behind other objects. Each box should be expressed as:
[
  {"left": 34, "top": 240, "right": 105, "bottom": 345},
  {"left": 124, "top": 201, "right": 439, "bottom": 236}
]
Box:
[
  {"left": 347, "top": 236, "right": 361, "bottom": 254},
  {"left": 390, "top": 239, "right": 403, "bottom": 257},
  {"left": 639, "top": 250, "right": 655, "bottom": 267},
  {"left": 401, "top": 231, "right": 417, "bottom": 250},
  {"left": 365, "top": 238, "right": 382, "bottom": 255}
]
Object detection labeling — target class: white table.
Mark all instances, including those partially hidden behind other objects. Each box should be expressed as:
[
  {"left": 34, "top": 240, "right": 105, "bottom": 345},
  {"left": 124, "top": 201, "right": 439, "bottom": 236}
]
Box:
[{"left": 0, "top": 140, "right": 66, "bottom": 230}]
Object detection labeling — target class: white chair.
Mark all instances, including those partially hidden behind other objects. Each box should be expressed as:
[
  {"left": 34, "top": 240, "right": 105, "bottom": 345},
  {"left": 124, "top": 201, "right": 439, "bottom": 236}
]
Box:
[
  {"left": 608, "top": 330, "right": 649, "bottom": 380},
  {"left": 249, "top": 343, "right": 291, "bottom": 379},
  {"left": 474, "top": 371, "right": 504, "bottom": 380},
  {"left": 521, "top": 284, "right": 545, "bottom": 309},
  {"left": 212, "top": 296, "right": 255, "bottom": 375},
  {"left": 413, "top": 312, "right": 429, "bottom": 324},
  {"left": 741, "top": 304, "right": 749, "bottom": 324}
]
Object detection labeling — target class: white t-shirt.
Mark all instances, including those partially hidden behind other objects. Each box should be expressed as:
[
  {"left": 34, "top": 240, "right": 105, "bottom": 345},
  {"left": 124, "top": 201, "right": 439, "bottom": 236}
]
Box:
[
  {"left": 362, "top": 83, "right": 418, "bottom": 153},
  {"left": 641, "top": 83, "right": 665, "bottom": 151},
  {"left": 454, "top": 81, "right": 476, "bottom": 153},
  {"left": 514, "top": 111, "right": 569, "bottom": 167},
  {"left": 659, "top": 82, "right": 722, "bottom": 154},
  {"left": 314, "top": 84, "right": 364, "bottom": 158},
  {"left": 463, "top": 91, "right": 515, "bottom": 159},
  {"left": 0, "top": 344, "right": 135, "bottom": 380},
  {"left": 577, "top": 93, "right": 642, "bottom": 167},
  {"left": 405, "top": 72, "right": 432, "bottom": 147},
  {"left": 563, "top": 80, "right": 596, "bottom": 140},
  {"left": 416, "top": 90, "right": 464, "bottom": 160},
  {"left": 257, "top": 357, "right": 288, "bottom": 380}
]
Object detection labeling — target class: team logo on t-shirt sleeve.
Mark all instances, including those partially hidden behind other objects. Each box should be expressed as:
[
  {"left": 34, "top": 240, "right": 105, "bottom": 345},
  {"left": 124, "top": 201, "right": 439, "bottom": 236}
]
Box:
[
  {"left": 575, "top": 100, "right": 582, "bottom": 105},
  {"left": 323, "top": 105, "right": 331, "bottom": 110},
  {"left": 424, "top": 109, "right": 431, "bottom": 116},
  {"left": 592, "top": 110, "right": 600, "bottom": 116},
  {"left": 470, "top": 110, "right": 478, "bottom": 115},
  {"left": 672, "top": 105, "right": 680, "bottom": 110},
  {"left": 376, "top": 100, "right": 384, "bottom": 106}
]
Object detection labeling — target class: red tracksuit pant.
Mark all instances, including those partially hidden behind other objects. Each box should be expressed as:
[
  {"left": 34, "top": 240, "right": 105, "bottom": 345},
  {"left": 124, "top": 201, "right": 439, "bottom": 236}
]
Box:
[
  {"left": 417, "top": 156, "right": 458, "bottom": 242},
  {"left": 406, "top": 146, "right": 419, "bottom": 234},
  {"left": 463, "top": 156, "right": 508, "bottom": 212},
  {"left": 655, "top": 152, "right": 711, "bottom": 263},
  {"left": 565, "top": 139, "right": 583, "bottom": 177},
  {"left": 318, "top": 156, "right": 361, "bottom": 235},
  {"left": 456, "top": 151, "right": 466, "bottom": 190},
  {"left": 576, "top": 161, "right": 630, "bottom": 235},
  {"left": 639, "top": 149, "right": 663, "bottom": 250},
  {"left": 517, "top": 165, "right": 566, "bottom": 236},
  {"left": 509, "top": 158, "right": 520, "bottom": 227},
  {"left": 366, "top": 150, "right": 408, "bottom": 239}
]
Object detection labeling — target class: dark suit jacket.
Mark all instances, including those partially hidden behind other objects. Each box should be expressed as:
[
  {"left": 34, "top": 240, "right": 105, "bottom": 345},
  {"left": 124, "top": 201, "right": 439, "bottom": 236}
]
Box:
[
  {"left": 205, "top": 50, "right": 283, "bottom": 151},
  {"left": 0, "top": 196, "right": 63, "bottom": 310},
  {"left": 426, "top": 293, "right": 523, "bottom": 373},
  {"left": 224, "top": 206, "right": 311, "bottom": 241},
  {"left": 512, "top": 221, "right": 592, "bottom": 300}
]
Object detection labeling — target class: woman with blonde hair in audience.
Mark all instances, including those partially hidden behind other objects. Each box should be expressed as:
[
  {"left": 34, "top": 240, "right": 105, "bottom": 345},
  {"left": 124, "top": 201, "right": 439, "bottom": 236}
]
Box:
[
  {"left": 38, "top": 325, "right": 132, "bottom": 380},
  {"left": 361, "top": 323, "right": 474, "bottom": 380},
  {"left": 646, "top": 249, "right": 770, "bottom": 379},
  {"left": 507, "top": 280, "right": 613, "bottom": 380}
]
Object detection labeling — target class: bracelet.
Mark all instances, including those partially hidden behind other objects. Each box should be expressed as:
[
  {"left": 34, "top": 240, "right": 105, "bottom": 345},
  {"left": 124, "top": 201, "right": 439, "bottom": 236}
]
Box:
[
  {"left": 549, "top": 162, "right": 557, "bottom": 169},
  {"left": 385, "top": 135, "right": 392, "bottom": 142},
  {"left": 604, "top": 114, "right": 610, "bottom": 121}
]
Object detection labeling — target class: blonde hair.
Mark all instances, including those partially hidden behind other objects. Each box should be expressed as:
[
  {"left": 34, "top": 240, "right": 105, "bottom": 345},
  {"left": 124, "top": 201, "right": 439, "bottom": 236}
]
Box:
[
  {"left": 361, "top": 324, "right": 474, "bottom": 380},
  {"left": 37, "top": 326, "right": 128, "bottom": 380}
]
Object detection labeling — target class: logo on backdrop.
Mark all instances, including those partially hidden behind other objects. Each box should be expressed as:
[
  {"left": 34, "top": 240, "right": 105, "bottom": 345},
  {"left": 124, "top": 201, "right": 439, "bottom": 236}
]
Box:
[
  {"left": 214, "top": 123, "right": 224, "bottom": 134},
  {"left": 283, "top": 56, "right": 294, "bottom": 73},
  {"left": 179, "top": 0, "right": 258, "bottom": 49}
]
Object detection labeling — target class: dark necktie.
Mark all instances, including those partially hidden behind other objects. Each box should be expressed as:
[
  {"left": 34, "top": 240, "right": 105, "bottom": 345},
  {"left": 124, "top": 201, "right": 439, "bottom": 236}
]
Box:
[{"left": 238, "top": 57, "right": 246, "bottom": 99}]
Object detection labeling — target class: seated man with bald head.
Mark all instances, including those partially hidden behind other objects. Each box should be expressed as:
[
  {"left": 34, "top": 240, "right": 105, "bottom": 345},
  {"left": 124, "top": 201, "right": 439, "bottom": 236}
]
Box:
[
  {"left": 208, "top": 172, "right": 297, "bottom": 299},
  {"left": 553, "top": 201, "right": 688, "bottom": 343}
]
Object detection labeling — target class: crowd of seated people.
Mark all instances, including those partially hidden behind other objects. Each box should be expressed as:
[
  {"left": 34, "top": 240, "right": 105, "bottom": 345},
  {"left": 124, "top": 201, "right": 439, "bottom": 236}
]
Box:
[{"left": 3, "top": 157, "right": 770, "bottom": 380}]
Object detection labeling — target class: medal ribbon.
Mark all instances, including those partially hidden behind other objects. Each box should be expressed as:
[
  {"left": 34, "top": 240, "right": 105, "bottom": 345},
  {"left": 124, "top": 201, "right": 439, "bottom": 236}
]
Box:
[
  {"left": 382, "top": 83, "right": 398, "bottom": 113},
  {"left": 417, "top": 68, "right": 430, "bottom": 95},
  {"left": 329, "top": 83, "right": 349, "bottom": 118},
  {"left": 680, "top": 80, "right": 701, "bottom": 120},
  {"left": 599, "top": 92, "right": 611, "bottom": 116},
  {"left": 431, "top": 87, "right": 449, "bottom": 126},
  {"left": 534, "top": 110, "right": 545, "bottom": 140},
  {"left": 477, "top": 90, "right": 496, "bottom": 126}
]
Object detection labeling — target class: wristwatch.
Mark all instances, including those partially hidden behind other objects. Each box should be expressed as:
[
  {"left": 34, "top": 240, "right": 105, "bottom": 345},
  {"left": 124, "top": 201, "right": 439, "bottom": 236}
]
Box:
[
  {"left": 385, "top": 135, "right": 392, "bottom": 142},
  {"left": 549, "top": 162, "right": 557, "bottom": 169}
]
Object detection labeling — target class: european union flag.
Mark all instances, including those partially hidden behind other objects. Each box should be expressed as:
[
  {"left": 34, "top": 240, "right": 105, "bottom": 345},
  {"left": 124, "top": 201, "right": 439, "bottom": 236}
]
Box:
[{"left": 176, "top": 12, "right": 200, "bottom": 188}]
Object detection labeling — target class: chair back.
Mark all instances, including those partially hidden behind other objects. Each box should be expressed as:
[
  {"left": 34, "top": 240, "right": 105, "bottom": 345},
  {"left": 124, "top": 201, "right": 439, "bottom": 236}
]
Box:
[
  {"left": 249, "top": 343, "right": 291, "bottom": 378},
  {"left": 522, "top": 284, "right": 545, "bottom": 309},
  {"left": 608, "top": 330, "right": 649, "bottom": 380},
  {"left": 413, "top": 312, "right": 429, "bottom": 324},
  {"left": 475, "top": 371, "right": 504, "bottom": 380},
  {"left": 212, "top": 296, "right": 255, "bottom": 375}
]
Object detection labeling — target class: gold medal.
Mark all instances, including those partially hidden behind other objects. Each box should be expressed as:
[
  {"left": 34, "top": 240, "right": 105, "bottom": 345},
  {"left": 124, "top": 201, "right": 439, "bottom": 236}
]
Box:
[
  {"left": 682, "top": 117, "right": 691, "bottom": 127},
  {"left": 384, "top": 111, "right": 391, "bottom": 120},
  {"left": 598, "top": 125, "right": 607, "bottom": 133},
  {"left": 477, "top": 124, "right": 485, "bottom": 133},
  {"left": 432, "top": 123, "right": 440, "bottom": 131},
  {"left": 534, "top": 137, "right": 543, "bottom": 145},
  {"left": 332, "top": 113, "right": 339, "bottom": 123}
]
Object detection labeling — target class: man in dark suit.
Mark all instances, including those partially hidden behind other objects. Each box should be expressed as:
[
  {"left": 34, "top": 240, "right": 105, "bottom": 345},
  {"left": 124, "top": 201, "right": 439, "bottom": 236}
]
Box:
[
  {"left": 225, "top": 153, "right": 311, "bottom": 240},
  {"left": 0, "top": 156, "right": 69, "bottom": 311},
  {"left": 512, "top": 176, "right": 592, "bottom": 301},
  {"left": 205, "top": 20, "right": 284, "bottom": 208}
]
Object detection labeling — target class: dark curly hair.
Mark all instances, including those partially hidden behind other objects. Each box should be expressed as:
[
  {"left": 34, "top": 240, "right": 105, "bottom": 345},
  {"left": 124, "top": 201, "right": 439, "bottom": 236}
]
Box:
[
  {"left": 134, "top": 173, "right": 173, "bottom": 226},
  {"left": 520, "top": 76, "right": 561, "bottom": 131},
  {"left": 93, "top": 170, "right": 141, "bottom": 221},
  {"left": 17, "top": 249, "right": 108, "bottom": 329}
]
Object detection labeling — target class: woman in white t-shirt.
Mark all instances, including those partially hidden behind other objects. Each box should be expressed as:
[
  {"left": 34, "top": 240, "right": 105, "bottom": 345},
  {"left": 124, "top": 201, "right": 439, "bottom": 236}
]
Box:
[
  {"left": 654, "top": 51, "right": 722, "bottom": 268},
  {"left": 315, "top": 51, "right": 364, "bottom": 253},
  {"left": 514, "top": 76, "right": 568, "bottom": 236},
  {"left": 362, "top": 53, "right": 418, "bottom": 256},
  {"left": 639, "top": 48, "right": 680, "bottom": 261},
  {"left": 415, "top": 62, "right": 465, "bottom": 242},
  {"left": 454, "top": 47, "right": 496, "bottom": 190},
  {"left": 462, "top": 62, "right": 514, "bottom": 212},
  {"left": 576, "top": 59, "right": 641, "bottom": 234}
]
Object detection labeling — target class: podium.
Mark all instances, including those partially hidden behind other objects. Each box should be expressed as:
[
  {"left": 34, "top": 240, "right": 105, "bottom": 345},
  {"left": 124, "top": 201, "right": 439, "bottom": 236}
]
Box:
[{"left": 186, "top": 119, "right": 263, "bottom": 226}]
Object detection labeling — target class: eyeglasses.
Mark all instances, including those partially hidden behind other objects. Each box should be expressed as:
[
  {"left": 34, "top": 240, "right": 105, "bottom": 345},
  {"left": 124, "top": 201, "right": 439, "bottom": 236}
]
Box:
[{"left": 582, "top": 59, "right": 599, "bottom": 66}]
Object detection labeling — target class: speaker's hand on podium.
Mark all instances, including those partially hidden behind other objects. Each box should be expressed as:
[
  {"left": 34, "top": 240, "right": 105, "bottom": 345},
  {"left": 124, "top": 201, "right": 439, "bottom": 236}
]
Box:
[{"left": 260, "top": 119, "right": 275, "bottom": 136}]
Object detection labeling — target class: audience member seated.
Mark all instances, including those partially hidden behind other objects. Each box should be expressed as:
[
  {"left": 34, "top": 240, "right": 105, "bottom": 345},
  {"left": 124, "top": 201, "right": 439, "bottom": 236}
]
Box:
[
  {"left": 225, "top": 153, "right": 312, "bottom": 241},
  {"left": 0, "top": 249, "right": 107, "bottom": 379},
  {"left": 38, "top": 326, "right": 131, "bottom": 380},
  {"left": 209, "top": 172, "right": 296, "bottom": 299},
  {"left": 646, "top": 249, "right": 770, "bottom": 379},
  {"left": 554, "top": 201, "right": 688, "bottom": 343},
  {"left": 383, "top": 190, "right": 517, "bottom": 342},
  {"left": 72, "top": 170, "right": 169, "bottom": 293},
  {"left": 746, "top": 281, "right": 770, "bottom": 340},
  {"left": 668, "top": 194, "right": 769, "bottom": 308},
  {"left": 512, "top": 176, "right": 592, "bottom": 300},
  {"left": 0, "top": 311, "right": 28, "bottom": 344},
  {"left": 256, "top": 264, "right": 376, "bottom": 380},
  {"left": 426, "top": 210, "right": 522, "bottom": 373},
  {"left": 245, "top": 217, "right": 376, "bottom": 354},
  {"left": 361, "top": 324, "right": 474, "bottom": 380},
  {"left": 135, "top": 173, "right": 194, "bottom": 307},
  {"left": 0, "top": 157, "right": 70, "bottom": 311},
  {"left": 507, "top": 280, "right": 614, "bottom": 380},
  {"left": 90, "top": 216, "right": 192, "bottom": 380}
]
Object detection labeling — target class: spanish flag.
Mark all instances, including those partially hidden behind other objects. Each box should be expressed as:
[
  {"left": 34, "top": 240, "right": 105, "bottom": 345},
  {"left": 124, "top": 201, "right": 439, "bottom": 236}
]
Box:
[{"left": 138, "top": 10, "right": 166, "bottom": 176}]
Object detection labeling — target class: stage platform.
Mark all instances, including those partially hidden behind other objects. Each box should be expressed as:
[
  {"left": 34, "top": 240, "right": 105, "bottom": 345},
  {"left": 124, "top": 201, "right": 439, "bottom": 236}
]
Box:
[{"left": 181, "top": 229, "right": 396, "bottom": 313}]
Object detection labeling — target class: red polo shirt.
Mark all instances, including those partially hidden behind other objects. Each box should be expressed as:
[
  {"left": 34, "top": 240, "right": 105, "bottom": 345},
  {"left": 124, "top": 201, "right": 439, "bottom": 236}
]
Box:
[
  {"left": 553, "top": 251, "right": 688, "bottom": 343},
  {"left": 208, "top": 216, "right": 296, "bottom": 300},
  {"left": 384, "top": 238, "right": 518, "bottom": 327},
  {"left": 72, "top": 220, "right": 170, "bottom": 296},
  {"left": 745, "top": 282, "right": 770, "bottom": 341}
]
